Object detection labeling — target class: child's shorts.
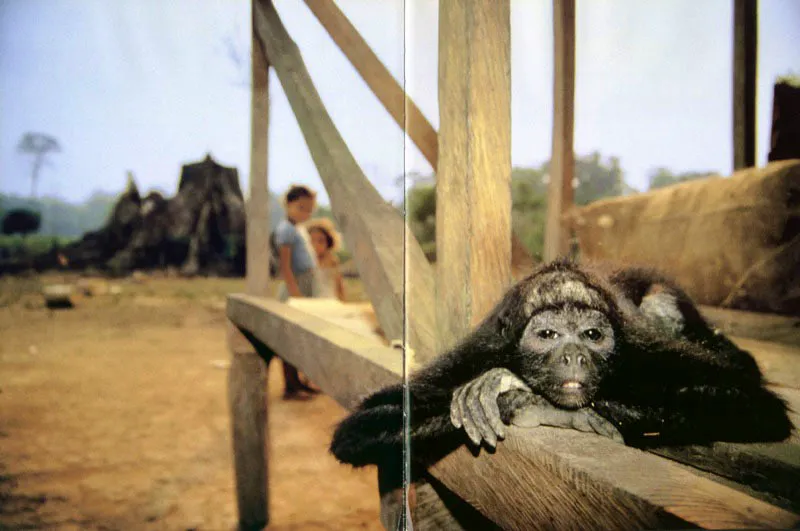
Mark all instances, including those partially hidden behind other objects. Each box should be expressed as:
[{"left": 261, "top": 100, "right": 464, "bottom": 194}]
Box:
[{"left": 277, "top": 268, "right": 316, "bottom": 302}]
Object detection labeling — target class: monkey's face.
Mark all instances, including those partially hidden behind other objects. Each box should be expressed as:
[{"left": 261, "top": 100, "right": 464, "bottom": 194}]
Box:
[{"left": 517, "top": 307, "right": 616, "bottom": 409}]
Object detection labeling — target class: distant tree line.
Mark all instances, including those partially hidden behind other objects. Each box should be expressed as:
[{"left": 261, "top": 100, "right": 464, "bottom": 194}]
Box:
[{"left": 403, "top": 152, "right": 715, "bottom": 261}]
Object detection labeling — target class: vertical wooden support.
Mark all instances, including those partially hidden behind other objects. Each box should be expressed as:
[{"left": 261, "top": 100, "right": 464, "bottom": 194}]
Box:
[
  {"left": 228, "top": 327, "right": 270, "bottom": 531},
  {"left": 544, "top": 0, "right": 576, "bottom": 263},
  {"left": 436, "top": 0, "right": 512, "bottom": 350},
  {"left": 733, "top": 0, "right": 757, "bottom": 170},
  {"left": 229, "top": 3, "right": 271, "bottom": 529}
]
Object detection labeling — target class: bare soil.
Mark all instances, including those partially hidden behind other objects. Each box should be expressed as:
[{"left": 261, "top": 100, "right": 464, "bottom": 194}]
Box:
[{"left": 0, "top": 274, "right": 382, "bottom": 530}]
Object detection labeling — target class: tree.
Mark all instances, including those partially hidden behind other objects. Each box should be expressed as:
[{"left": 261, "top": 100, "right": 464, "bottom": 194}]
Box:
[
  {"left": 17, "top": 133, "right": 62, "bottom": 198},
  {"left": 2, "top": 208, "right": 41, "bottom": 237},
  {"left": 648, "top": 168, "right": 715, "bottom": 191}
]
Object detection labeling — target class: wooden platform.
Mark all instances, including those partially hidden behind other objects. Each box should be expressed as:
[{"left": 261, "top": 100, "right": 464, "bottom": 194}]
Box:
[{"left": 228, "top": 295, "right": 800, "bottom": 529}]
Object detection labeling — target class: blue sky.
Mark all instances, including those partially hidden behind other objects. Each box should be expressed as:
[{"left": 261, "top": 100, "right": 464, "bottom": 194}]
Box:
[{"left": 1, "top": 0, "right": 798, "bottom": 206}]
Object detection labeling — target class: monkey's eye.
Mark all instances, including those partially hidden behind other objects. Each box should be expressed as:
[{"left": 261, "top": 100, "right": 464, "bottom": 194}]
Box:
[
  {"left": 583, "top": 328, "right": 603, "bottom": 341},
  {"left": 538, "top": 329, "right": 559, "bottom": 340}
]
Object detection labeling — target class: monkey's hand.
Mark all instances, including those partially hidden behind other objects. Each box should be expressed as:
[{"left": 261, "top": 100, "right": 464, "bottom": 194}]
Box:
[
  {"left": 512, "top": 403, "right": 625, "bottom": 443},
  {"left": 449, "top": 368, "right": 532, "bottom": 448}
]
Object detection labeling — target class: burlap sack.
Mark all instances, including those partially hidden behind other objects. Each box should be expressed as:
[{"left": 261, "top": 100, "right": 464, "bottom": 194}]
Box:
[{"left": 567, "top": 160, "right": 800, "bottom": 315}]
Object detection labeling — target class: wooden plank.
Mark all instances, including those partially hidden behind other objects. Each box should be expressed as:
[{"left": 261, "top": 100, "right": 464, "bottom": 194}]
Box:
[
  {"left": 544, "top": 0, "right": 576, "bottom": 262},
  {"left": 228, "top": 294, "right": 400, "bottom": 409},
  {"left": 436, "top": 0, "right": 513, "bottom": 351},
  {"left": 302, "top": 0, "right": 437, "bottom": 168},
  {"left": 430, "top": 426, "right": 798, "bottom": 530},
  {"left": 733, "top": 0, "right": 758, "bottom": 170},
  {"left": 653, "top": 441, "right": 800, "bottom": 514},
  {"left": 700, "top": 305, "right": 800, "bottom": 347},
  {"left": 228, "top": 294, "right": 799, "bottom": 529},
  {"left": 286, "top": 298, "right": 387, "bottom": 345},
  {"left": 252, "top": 0, "right": 437, "bottom": 362},
  {"left": 227, "top": 323, "right": 270, "bottom": 530}
]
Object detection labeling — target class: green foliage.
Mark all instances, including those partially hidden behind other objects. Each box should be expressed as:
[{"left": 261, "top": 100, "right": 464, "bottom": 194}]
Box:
[
  {"left": 647, "top": 168, "right": 716, "bottom": 190},
  {"left": 0, "top": 234, "right": 72, "bottom": 259},
  {"left": 0, "top": 191, "right": 116, "bottom": 238},
  {"left": 2, "top": 208, "right": 41, "bottom": 236},
  {"left": 402, "top": 153, "right": 630, "bottom": 261}
]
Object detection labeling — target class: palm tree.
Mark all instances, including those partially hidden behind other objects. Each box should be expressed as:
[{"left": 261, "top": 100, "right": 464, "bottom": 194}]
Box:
[{"left": 17, "top": 132, "right": 61, "bottom": 198}]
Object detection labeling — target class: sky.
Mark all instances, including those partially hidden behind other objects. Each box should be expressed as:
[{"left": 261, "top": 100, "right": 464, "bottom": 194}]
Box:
[{"left": 1, "top": 0, "right": 798, "bottom": 206}]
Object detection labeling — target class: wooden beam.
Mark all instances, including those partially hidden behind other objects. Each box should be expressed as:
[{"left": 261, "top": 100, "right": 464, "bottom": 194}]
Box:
[
  {"left": 252, "top": 0, "right": 437, "bottom": 362},
  {"left": 429, "top": 426, "right": 798, "bottom": 530},
  {"left": 544, "top": 0, "right": 576, "bottom": 262},
  {"left": 436, "top": 0, "right": 512, "bottom": 349},
  {"left": 227, "top": 294, "right": 800, "bottom": 529},
  {"left": 228, "top": 294, "right": 400, "bottom": 409},
  {"left": 228, "top": 323, "right": 270, "bottom": 531},
  {"left": 246, "top": 5, "right": 271, "bottom": 298},
  {"left": 302, "top": 0, "right": 437, "bottom": 168},
  {"left": 733, "top": 0, "right": 757, "bottom": 170},
  {"left": 302, "top": 0, "right": 535, "bottom": 274},
  {"left": 228, "top": 9, "right": 271, "bottom": 528}
]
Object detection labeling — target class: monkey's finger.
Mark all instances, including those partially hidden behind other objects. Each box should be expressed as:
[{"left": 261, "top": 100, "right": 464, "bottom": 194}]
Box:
[
  {"left": 450, "top": 386, "right": 465, "bottom": 429},
  {"left": 458, "top": 381, "right": 483, "bottom": 446},
  {"left": 476, "top": 372, "right": 506, "bottom": 440},
  {"left": 466, "top": 388, "right": 497, "bottom": 448}
]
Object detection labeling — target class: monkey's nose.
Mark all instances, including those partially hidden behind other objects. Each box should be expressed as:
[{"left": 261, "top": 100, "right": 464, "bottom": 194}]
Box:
[{"left": 561, "top": 353, "right": 588, "bottom": 366}]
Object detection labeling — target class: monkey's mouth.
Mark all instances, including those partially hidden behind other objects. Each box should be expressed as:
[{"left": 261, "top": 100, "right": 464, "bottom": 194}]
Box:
[{"left": 561, "top": 381, "right": 584, "bottom": 390}]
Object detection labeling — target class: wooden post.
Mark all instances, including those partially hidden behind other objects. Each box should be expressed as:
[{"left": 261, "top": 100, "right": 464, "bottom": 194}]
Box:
[
  {"left": 436, "top": 0, "right": 513, "bottom": 351},
  {"left": 733, "top": 0, "right": 757, "bottom": 170},
  {"left": 229, "top": 4, "right": 271, "bottom": 529},
  {"left": 302, "top": 0, "right": 535, "bottom": 273},
  {"left": 228, "top": 327, "right": 270, "bottom": 531},
  {"left": 544, "top": 0, "right": 576, "bottom": 263}
]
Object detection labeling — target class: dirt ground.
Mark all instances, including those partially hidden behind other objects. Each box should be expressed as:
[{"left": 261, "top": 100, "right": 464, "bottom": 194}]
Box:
[{"left": 0, "top": 273, "right": 383, "bottom": 531}]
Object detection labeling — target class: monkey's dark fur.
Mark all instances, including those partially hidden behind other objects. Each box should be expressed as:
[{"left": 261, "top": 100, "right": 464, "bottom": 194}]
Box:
[{"left": 330, "top": 258, "right": 794, "bottom": 470}]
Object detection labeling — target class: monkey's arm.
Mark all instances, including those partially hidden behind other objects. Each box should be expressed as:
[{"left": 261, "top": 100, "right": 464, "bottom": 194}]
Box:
[{"left": 329, "top": 379, "right": 477, "bottom": 468}]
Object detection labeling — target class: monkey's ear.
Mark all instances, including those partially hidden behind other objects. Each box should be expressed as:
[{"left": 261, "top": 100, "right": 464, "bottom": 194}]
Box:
[{"left": 492, "top": 283, "right": 530, "bottom": 343}]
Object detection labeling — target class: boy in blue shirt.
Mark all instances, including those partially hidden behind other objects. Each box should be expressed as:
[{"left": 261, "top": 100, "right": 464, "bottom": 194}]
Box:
[{"left": 274, "top": 184, "right": 321, "bottom": 399}]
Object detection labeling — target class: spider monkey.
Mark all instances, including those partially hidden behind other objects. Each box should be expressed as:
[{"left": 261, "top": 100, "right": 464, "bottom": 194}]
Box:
[{"left": 329, "top": 258, "right": 793, "bottom": 470}]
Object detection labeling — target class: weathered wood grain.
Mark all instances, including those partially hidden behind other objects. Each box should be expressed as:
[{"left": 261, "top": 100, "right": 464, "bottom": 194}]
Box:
[
  {"left": 436, "top": 0, "right": 513, "bottom": 352},
  {"left": 245, "top": 12, "right": 271, "bottom": 299},
  {"left": 228, "top": 294, "right": 400, "bottom": 409},
  {"left": 252, "top": 0, "right": 436, "bottom": 363},
  {"left": 544, "top": 0, "right": 576, "bottom": 262},
  {"left": 228, "top": 294, "right": 800, "bottom": 529},
  {"left": 227, "top": 322, "right": 270, "bottom": 530},
  {"left": 733, "top": 0, "right": 757, "bottom": 170},
  {"left": 429, "top": 426, "right": 798, "bottom": 530}
]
